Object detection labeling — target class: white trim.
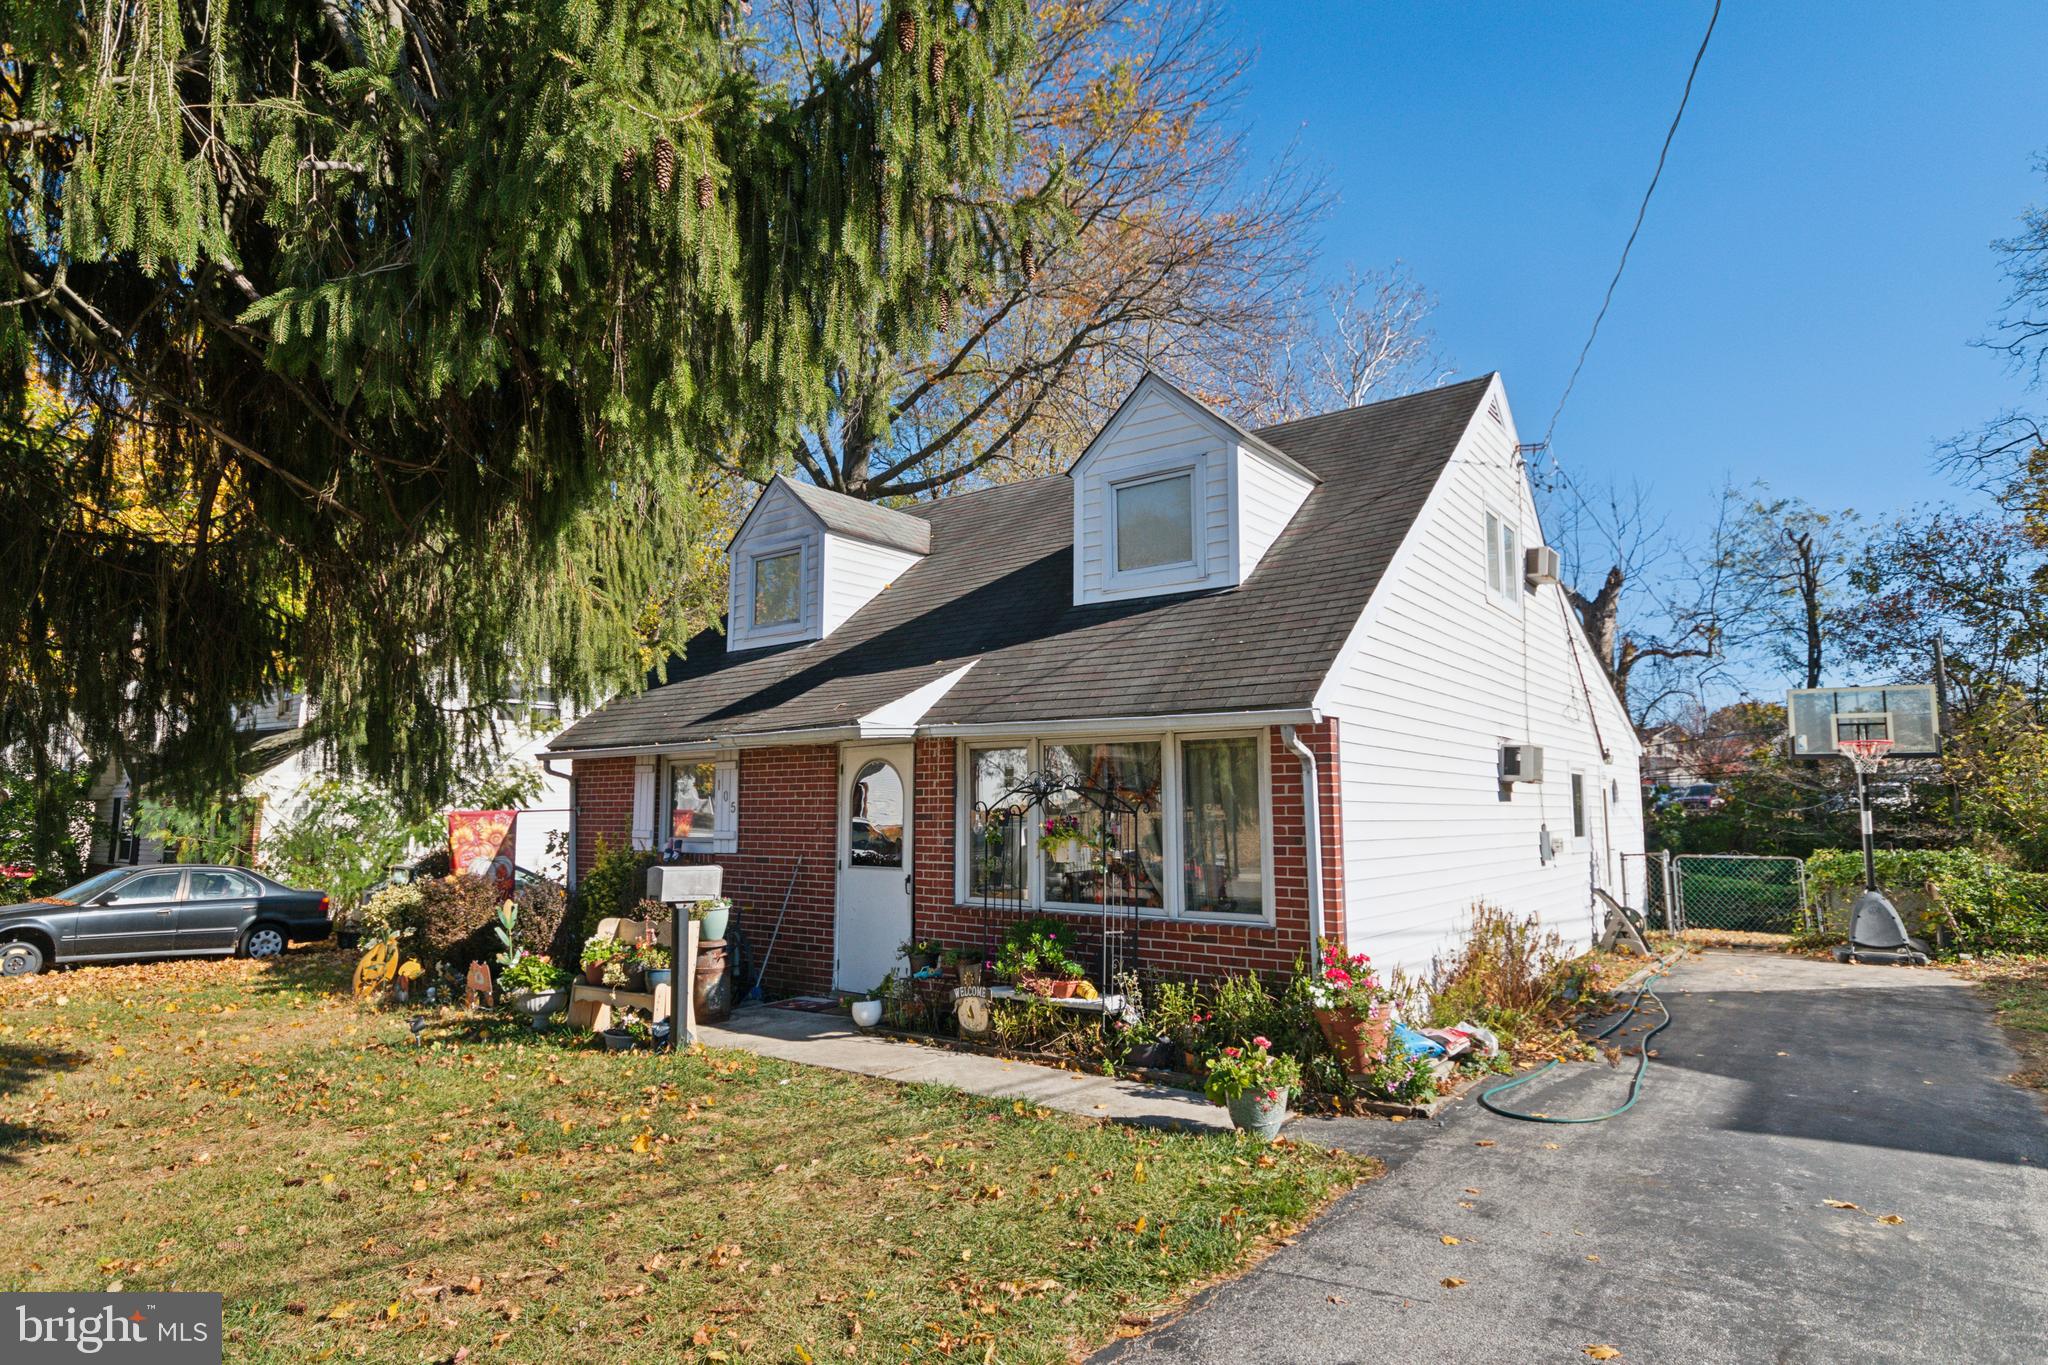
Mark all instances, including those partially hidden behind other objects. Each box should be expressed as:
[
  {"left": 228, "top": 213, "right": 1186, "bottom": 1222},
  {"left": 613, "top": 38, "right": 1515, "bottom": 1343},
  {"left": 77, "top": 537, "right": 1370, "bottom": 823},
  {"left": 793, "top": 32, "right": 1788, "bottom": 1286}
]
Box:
[
  {"left": 659, "top": 753, "right": 740, "bottom": 855},
  {"left": 924, "top": 708, "right": 1318, "bottom": 739}
]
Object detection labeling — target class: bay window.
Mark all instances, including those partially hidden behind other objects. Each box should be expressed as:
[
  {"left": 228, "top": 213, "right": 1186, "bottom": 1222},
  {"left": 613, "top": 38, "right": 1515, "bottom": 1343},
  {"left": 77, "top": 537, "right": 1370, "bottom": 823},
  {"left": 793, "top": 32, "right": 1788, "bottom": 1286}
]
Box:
[{"left": 955, "top": 730, "right": 1271, "bottom": 922}]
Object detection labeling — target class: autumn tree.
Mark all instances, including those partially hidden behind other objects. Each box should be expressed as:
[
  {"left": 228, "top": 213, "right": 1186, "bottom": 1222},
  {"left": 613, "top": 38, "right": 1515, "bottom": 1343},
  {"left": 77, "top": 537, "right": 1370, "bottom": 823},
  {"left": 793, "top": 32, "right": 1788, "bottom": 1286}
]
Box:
[
  {"left": 2, "top": 1, "right": 1049, "bottom": 807},
  {"left": 770, "top": 0, "right": 1336, "bottom": 497},
  {"left": 1717, "top": 491, "right": 1862, "bottom": 689}
]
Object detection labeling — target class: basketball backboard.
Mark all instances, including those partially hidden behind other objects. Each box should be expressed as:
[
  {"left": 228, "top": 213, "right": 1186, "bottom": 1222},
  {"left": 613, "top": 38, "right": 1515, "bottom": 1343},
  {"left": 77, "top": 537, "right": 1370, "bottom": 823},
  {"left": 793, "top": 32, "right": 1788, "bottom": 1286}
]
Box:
[{"left": 1787, "top": 685, "right": 1942, "bottom": 759}]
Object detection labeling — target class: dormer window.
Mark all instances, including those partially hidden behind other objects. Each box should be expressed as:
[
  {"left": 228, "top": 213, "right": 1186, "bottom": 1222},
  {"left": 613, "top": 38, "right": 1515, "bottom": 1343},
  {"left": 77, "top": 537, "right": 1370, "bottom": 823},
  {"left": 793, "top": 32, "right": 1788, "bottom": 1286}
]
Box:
[
  {"left": 1068, "top": 373, "right": 1316, "bottom": 607},
  {"left": 752, "top": 550, "right": 803, "bottom": 628},
  {"left": 1114, "top": 472, "right": 1196, "bottom": 573}
]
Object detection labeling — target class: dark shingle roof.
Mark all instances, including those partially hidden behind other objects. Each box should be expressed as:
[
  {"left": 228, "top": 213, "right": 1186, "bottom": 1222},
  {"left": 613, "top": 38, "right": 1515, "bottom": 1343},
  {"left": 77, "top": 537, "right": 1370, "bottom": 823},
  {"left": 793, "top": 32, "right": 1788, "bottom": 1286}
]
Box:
[
  {"left": 777, "top": 477, "right": 932, "bottom": 555},
  {"left": 549, "top": 375, "right": 1494, "bottom": 752}
]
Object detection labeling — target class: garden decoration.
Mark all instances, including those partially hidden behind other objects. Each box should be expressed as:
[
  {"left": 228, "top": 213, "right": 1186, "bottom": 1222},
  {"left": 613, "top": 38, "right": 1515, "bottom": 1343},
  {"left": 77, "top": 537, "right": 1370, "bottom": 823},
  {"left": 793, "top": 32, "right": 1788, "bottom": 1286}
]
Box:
[
  {"left": 464, "top": 961, "right": 495, "bottom": 1008},
  {"left": 395, "top": 957, "right": 425, "bottom": 1003},
  {"left": 1203, "top": 1037, "right": 1301, "bottom": 1142},
  {"left": 352, "top": 939, "right": 400, "bottom": 999},
  {"left": 1307, "top": 942, "right": 1394, "bottom": 1073}
]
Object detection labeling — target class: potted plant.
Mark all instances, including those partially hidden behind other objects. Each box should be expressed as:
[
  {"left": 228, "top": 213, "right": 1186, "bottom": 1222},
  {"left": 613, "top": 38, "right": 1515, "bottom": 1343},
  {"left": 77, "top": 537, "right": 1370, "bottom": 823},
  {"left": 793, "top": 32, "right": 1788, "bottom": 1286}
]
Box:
[
  {"left": 851, "top": 973, "right": 891, "bottom": 1029},
  {"left": 580, "top": 936, "right": 623, "bottom": 986},
  {"left": 696, "top": 896, "right": 732, "bottom": 944},
  {"left": 943, "top": 947, "right": 983, "bottom": 988},
  {"left": 1203, "top": 1037, "right": 1302, "bottom": 1142},
  {"left": 636, "top": 942, "right": 674, "bottom": 994},
  {"left": 600, "top": 953, "right": 641, "bottom": 991},
  {"left": 602, "top": 1007, "right": 646, "bottom": 1052},
  {"left": 1048, "top": 957, "right": 1087, "bottom": 999},
  {"left": 901, "top": 938, "right": 944, "bottom": 975},
  {"left": 501, "top": 955, "right": 572, "bottom": 1019},
  {"left": 1306, "top": 942, "right": 1394, "bottom": 1073}
]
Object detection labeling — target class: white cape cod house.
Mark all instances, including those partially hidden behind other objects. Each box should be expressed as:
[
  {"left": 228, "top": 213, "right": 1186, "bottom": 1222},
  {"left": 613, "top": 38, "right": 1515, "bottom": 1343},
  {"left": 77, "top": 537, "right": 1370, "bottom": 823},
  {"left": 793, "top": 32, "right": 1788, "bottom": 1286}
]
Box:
[{"left": 549, "top": 373, "right": 1645, "bottom": 996}]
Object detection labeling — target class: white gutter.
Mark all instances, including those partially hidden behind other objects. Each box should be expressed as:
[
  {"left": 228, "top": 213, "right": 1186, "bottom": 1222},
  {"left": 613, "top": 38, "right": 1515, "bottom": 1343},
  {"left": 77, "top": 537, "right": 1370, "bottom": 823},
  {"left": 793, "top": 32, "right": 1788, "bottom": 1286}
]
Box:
[
  {"left": 922, "top": 707, "right": 1320, "bottom": 739},
  {"left": 1280, "top": 724, "right": 1327, "bottom": 969}
]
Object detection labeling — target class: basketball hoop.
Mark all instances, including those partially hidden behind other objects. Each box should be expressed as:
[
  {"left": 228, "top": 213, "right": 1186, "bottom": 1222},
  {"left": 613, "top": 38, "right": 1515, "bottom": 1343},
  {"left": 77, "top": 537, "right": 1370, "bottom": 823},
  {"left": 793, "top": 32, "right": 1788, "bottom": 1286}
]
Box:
[{"left": 1837, "top": 737, "right": 1894, "bottom": 774}]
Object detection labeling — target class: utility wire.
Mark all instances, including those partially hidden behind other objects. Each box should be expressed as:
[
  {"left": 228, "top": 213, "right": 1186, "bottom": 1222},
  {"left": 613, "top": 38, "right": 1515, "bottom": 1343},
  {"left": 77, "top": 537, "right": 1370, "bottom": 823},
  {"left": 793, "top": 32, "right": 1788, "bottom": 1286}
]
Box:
[{"left": 1537, "top": 0, "right": 1723, "bottom": 453}]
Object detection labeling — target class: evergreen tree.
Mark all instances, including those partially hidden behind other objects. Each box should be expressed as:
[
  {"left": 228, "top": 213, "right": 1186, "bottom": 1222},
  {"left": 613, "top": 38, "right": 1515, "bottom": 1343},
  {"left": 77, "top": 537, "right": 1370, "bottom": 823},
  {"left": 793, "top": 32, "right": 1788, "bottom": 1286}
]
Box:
[{"left": 1, "top": 0, "right": 1053, "bottom": 809}]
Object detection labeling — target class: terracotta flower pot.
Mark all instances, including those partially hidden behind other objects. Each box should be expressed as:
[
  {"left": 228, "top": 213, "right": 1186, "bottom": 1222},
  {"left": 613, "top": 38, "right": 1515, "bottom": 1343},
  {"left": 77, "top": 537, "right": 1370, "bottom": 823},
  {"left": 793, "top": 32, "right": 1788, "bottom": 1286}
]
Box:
[
  {"left": 584, "top": 961, "right": 606, "bottom": 986},
  {"left": 1049, "top": 979, "right": 1079, "bottom": 999},
  {"left": 1315, "top": 1006, "right": 1392, "bottom": 1074}
]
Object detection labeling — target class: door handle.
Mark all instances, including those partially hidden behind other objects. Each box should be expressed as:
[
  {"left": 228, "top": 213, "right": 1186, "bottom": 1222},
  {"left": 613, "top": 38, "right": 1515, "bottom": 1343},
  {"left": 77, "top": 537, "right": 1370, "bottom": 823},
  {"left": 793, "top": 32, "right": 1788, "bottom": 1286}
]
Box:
[{"left": 904, "top": 873, "right": 913, "bottom": 894}]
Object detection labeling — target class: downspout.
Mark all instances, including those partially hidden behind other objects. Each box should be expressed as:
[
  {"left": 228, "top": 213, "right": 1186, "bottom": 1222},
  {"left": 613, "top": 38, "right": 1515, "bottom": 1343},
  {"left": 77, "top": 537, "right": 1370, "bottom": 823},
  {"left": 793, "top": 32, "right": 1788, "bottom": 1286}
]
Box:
[
  {"left": 540, "top": 754, "right": 577, "bottom": 887},
  {"left": 1281, "top": 725, "right": 1326, "bottom": 972}
]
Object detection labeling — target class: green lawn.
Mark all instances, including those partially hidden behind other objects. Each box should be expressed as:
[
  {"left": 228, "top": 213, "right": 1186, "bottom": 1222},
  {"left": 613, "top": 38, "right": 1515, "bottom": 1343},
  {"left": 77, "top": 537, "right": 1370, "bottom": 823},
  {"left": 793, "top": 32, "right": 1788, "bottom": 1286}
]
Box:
[
  {"left": 0, "top": 950, "right": 1372, "bottom": 1363},
  {"left": 1970, "top": 957, "right": 2048, "bottom": 1094}
]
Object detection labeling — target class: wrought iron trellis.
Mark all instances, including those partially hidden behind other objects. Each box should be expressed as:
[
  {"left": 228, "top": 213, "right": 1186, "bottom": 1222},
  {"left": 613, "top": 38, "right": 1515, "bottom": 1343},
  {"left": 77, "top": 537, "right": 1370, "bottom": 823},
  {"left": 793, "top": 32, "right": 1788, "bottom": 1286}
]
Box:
[{"left": 970, "top": 763, "right": 1157, "bottom": 991}]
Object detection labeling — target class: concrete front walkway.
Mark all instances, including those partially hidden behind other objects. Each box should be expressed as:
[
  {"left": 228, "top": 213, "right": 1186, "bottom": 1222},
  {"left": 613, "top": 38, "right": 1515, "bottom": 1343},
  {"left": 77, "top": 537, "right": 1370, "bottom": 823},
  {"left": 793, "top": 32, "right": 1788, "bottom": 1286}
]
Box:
[{"left": 699, "top": 1003, "right": 1230, "bottom": 1131}]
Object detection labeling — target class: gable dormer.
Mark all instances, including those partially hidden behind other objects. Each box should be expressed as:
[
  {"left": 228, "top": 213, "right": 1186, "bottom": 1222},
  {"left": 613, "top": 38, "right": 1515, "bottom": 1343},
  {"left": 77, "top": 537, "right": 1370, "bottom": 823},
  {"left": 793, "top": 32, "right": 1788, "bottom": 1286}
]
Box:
[
  {"left": 1068, "top": 373, "right": 1317, "bottom": 606},
  {"left": 727, "top": 476, "right": 929, "bottom": 652}
]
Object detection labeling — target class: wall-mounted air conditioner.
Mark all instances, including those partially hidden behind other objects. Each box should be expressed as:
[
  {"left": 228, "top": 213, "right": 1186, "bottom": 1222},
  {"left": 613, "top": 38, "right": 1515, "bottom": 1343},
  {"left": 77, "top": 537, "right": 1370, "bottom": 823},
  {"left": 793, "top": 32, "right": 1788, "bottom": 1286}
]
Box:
[
  {"left": 1524, "top": 545, "right": 1561, "bottom": 586},
  {"left": 1500, "top": 744, "right": 1544, "bottom": 783}
]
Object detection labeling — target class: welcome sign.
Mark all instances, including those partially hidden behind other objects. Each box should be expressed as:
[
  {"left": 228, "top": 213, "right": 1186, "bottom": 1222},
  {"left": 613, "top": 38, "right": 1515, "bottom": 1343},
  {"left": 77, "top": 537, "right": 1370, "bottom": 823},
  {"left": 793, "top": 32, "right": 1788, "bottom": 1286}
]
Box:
[{"left": 3, "top": 1294, "right": 221, "bottom": 1363}]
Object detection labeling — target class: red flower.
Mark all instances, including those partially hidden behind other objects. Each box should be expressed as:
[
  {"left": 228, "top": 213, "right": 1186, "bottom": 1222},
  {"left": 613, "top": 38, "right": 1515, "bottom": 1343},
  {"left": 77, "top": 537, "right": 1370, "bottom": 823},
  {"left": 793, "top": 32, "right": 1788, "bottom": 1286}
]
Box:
[
  {"left": 1252, "top": 1035, "right": 1271, "bottom": 1050},
  {"left": 1223, "top": 1046, "right": 1241, "bottom": 1058}
]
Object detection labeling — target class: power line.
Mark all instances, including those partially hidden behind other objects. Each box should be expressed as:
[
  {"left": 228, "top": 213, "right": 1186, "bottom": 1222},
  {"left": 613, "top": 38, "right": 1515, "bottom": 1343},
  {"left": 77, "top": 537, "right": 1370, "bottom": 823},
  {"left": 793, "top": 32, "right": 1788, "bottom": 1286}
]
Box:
[{"left": 1536, "top": 0, "right": 1723, "bottom": 453}]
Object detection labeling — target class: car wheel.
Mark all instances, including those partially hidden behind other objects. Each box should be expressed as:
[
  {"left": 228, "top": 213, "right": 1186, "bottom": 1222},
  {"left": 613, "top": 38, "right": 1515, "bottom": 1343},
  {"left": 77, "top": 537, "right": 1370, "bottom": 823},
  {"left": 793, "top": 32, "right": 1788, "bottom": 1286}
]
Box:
[
  {"left": 0, "top": 940, "right": 45, "bottom": 976},
  {"left": 241, "top": 924, "right": 287, "bottom": 960}
]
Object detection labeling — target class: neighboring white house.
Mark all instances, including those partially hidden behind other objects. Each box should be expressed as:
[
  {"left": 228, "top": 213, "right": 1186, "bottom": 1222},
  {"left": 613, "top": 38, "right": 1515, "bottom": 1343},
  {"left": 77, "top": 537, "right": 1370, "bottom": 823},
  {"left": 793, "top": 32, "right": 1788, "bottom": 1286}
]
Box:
[
  {"left": 89, "top": 687, "right": 574, "bottom": 879},
  {"left": 548, "top": 371, "right": 1647, "bottom": 995}
]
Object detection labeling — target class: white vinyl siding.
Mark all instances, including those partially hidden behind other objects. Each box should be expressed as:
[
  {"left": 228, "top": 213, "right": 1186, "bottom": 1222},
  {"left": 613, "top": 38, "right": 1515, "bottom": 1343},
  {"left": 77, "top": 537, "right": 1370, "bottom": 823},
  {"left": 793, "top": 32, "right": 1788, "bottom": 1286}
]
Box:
[
  {"left": 1314, "top": 375, "right": 1644, "bottom": 979},
  {"left": 1070, "top": 376, "right": 1312, "bottom": 606},
  {"left": 820, "top": 531, "right": 924, "bottom": 637}
]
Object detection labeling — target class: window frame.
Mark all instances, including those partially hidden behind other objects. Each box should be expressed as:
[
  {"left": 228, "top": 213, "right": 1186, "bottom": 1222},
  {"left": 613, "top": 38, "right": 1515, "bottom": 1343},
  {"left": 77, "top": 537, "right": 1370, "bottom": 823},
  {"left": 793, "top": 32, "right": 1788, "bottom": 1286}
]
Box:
[
  {"left": 660, "top": 753, "right": 740, "bottom": 856},
  {"left": 1570, "top": 770, "right": 1588, "bottom": 842},
  {"left": 952, "top": 728, "right": 1274, "bottom": 926},
  {"left": 1109, "top": 468, "right": 1200, "bottom": 580},
  {"left": 1484, "top": 507, "right": 1521, "bottom": 609},
  {"left": 749, "top": 545, "right": 806, "bottom": 631}
]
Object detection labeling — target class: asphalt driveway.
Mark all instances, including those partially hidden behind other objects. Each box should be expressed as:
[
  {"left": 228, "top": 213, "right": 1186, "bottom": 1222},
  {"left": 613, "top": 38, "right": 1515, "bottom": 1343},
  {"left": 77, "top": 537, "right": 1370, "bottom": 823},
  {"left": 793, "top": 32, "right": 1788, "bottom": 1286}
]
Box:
[{"left": 1099, "top": 951, "right": 2048, "bottom": 1364}]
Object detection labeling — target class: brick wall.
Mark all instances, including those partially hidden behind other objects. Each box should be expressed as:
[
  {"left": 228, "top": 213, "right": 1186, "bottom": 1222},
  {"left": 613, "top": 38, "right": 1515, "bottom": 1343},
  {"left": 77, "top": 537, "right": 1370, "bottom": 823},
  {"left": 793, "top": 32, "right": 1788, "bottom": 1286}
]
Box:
[
  {"left": 575, "top": 721, "right": 1345, "bottom": 998},
  {"left": 909, "top": 722, "right": 1343, "bottom": 982},
  {"left": 571, "top": 755, "right": 636, "bottom": 875}
]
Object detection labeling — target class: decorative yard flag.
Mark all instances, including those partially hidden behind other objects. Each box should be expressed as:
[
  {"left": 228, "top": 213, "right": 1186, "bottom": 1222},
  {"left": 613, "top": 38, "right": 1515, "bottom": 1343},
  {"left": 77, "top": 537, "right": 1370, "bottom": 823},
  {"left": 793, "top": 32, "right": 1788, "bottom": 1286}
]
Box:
[{"left": 449, "top": 810, "right": 517, "bottom": 898}]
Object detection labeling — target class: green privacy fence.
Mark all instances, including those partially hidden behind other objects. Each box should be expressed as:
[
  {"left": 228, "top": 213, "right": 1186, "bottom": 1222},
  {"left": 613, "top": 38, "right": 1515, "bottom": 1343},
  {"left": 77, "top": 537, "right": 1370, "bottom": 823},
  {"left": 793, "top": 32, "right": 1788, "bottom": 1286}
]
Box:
[{"left": 1673, "top": 854, "right": 1809, "bottom": 934}]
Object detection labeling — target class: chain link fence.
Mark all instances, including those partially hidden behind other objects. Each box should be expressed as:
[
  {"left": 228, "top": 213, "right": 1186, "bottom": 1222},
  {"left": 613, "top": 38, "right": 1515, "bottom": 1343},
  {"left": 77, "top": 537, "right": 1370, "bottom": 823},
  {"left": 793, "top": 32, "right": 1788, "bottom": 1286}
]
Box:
[
  {"left": 1620, "top": 850, "right": 1676, "bottom": 930},
  {"left": 1672, "top": 854, "right": 1810, "bottom": 934}
]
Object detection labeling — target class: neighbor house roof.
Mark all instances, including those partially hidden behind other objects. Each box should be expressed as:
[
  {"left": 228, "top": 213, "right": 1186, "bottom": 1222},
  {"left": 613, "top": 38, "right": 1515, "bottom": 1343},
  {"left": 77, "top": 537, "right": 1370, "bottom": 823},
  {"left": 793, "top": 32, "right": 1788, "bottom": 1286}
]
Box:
[
  {"left": 549, "top": 374, "right": 1496, "bottom": 753},
  {"left": 774, "top": 476, "right": 932, "bottom": 556}
]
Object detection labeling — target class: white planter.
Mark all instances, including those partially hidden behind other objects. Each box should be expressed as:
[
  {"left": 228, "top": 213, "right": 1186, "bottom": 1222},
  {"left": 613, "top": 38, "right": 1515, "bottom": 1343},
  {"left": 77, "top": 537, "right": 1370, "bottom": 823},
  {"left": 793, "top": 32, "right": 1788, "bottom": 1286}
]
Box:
[{"left": 851, "top": 1000, "right": 883, "bottom": 1028}]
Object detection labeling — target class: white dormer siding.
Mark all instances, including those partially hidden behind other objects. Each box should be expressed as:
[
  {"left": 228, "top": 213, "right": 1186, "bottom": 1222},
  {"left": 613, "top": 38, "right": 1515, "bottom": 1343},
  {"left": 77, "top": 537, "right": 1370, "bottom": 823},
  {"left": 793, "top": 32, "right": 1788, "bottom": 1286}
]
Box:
[
  {"left": 1070, "top": 375, "right": 1315, "bottom": 607},
  {"left": 727, "top": 477, "right": 927, "bottom": 652}
]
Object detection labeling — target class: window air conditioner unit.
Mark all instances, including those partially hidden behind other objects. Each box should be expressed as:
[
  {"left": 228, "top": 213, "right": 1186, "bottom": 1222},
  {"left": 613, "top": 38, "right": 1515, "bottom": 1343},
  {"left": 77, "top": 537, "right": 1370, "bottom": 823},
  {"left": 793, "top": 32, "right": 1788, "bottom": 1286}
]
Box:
[
  {"left": 1524, "top": 545, "right": 1561, "bottom": 586},
  {"left": 1500, "top": 744, "right": 1544, "bottom": 783}
]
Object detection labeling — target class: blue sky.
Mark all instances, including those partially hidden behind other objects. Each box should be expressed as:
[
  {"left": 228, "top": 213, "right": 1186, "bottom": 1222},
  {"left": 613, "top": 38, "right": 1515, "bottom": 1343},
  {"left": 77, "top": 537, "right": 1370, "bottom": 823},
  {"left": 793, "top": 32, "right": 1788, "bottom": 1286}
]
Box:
[{"left": 1228, "top": 1, "right": 2048, "bottom": 531}]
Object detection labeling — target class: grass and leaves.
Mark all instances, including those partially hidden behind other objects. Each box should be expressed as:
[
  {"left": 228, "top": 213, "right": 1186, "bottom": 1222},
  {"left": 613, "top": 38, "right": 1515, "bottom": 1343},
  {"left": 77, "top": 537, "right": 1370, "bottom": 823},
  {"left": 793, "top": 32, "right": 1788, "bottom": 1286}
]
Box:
[
  {"left": 1952, "top": 956, "right": 2048, "bottom": 1095},
  {"left": 0, "top": 949, "right": 1372, "bottom": 1363}
]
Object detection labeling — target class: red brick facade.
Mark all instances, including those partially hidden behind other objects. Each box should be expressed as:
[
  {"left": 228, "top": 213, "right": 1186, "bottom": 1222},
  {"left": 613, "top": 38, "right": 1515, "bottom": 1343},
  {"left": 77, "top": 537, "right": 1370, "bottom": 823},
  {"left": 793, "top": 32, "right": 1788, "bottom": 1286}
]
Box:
[{"left": 572, "top": 720, "right": 1344, "bottom": 997}]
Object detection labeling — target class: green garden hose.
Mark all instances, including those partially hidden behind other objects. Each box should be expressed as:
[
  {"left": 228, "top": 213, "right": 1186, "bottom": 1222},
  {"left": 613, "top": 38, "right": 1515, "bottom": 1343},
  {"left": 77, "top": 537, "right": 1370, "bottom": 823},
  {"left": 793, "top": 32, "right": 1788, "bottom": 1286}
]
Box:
[{"left": 1477, "top": 978, "right": 1673, "bottom": 1124}]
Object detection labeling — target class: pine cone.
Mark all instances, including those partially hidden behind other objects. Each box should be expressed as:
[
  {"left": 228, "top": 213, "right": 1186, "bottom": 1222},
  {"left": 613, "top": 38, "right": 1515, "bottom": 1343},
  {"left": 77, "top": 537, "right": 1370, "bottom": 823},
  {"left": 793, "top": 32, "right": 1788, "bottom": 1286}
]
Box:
[
  {"left": 621, "top": 147, "right": 637, "bottom": 179},
  {"left": 653, "top": 137, "right": 676, "bottom": 194},
  {"left": 696, "top": 171, "right": 715, "bottom": 210},
  {"left": 929, "top": 39, "right": 947, "bottom": 86},
  {"left": 1019, "top": 238, "right": 1037, "bottom": 284},
  {"left": 896, "top": 9, "right": 918, "bottom": 56},
  {"left": 936, "top": 292, "right": 953, "bottom": 333}
]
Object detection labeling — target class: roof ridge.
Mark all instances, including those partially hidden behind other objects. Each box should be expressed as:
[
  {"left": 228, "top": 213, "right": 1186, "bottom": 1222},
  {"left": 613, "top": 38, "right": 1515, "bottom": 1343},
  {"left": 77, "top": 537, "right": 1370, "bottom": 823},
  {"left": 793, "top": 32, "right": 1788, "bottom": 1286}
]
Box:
[{"left": 1252, "top": 372, "right": 1496, "bottom": 440}]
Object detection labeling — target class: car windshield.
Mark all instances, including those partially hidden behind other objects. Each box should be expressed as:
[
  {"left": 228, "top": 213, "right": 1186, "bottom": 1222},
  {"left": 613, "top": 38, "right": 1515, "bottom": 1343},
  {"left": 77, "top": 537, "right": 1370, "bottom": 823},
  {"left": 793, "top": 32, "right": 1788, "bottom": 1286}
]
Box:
[{"left": 41, "top": 869, "right": 130, "bottom": 904}]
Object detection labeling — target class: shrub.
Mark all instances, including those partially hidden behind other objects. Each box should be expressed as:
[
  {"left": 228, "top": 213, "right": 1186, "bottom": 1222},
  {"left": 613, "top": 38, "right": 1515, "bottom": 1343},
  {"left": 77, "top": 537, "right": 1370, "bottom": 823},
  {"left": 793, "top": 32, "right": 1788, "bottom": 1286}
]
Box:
[
  {"left": 1807, "top": 847, "right": 2048, "bottom": 955},
  {"left": 1427, "top": 902, "right": 1567, "bottom": 1047},
  {"left": 575, "top": 838, "right": 660, "bottom": 938},
  {"left": 414, "top": 874, "right": 506, "bottom": 971},
  {"left": 512, "top": 877, "right": 569, "bottom": 958},
  {"left": 360, "top": 882, "right": 427, "bottom": 942}
]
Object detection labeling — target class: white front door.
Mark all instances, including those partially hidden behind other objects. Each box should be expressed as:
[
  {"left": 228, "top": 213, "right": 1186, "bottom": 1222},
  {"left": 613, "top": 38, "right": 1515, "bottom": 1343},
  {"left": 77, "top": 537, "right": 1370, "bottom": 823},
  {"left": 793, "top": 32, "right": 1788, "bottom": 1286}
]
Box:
[{"left": 835, "top": 743, "right": 914, "bottom": 993}]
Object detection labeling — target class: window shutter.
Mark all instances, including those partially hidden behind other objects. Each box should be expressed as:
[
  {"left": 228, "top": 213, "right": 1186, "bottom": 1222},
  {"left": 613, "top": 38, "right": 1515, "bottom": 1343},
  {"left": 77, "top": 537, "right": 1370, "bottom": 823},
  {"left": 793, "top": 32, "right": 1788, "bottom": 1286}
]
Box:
[{"left": 630, "top": 756, "right": 658, "bottom": 851}]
